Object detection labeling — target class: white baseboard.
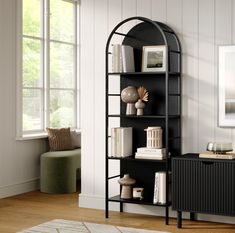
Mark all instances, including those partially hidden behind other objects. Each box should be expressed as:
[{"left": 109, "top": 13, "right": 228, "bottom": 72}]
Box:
[
  {"left": 78, "top": 194, "right": 235, "bottom": 225},
  {"left": 0, "top": 178, "right": 39, "bottom": 198}
]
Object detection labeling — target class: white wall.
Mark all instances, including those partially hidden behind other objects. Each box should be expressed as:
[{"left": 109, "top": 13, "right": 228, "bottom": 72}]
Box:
[
  {"left": 0, "top": 0, "right": 47, "bottom": 198},
  {"left": 80, "top": 0, "right": 235, "bottom": 224}
]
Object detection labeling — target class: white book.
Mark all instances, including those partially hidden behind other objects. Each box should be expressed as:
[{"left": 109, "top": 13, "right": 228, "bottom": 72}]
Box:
[
  {"left": 158, "top": 172, "right": 166, "bottom": 204},
  {"left": 137, "top": 147, "right": 166, "bottom": 155},
  {"left": 135, "top": 153, "right": 166, "bottom": 160},
  {"left": 199, "top": 151, "right": 235, "bottom": 160},
  {"left": 153, "top": 172, "right": 166, "bottom": 204},
  {"left": 112, "top": 44, "right": 122, "bottom": 72},
  {"left": 121, "top": 45, "right": 135, "bottom": 72},
  {"left": 153, "top": 172, "right": 159, "bottom": 204},
  {"left": 111, "top": 127, "right": 132, "bottom": 157}
]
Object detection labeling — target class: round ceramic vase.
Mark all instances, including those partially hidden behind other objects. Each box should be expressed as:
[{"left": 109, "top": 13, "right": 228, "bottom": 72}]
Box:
[
  {"left": 121, "top": 86, "right": 139, "bottom": 115},
  {"left": 118, "top": 174, "right": 136, "bottom": 199}
]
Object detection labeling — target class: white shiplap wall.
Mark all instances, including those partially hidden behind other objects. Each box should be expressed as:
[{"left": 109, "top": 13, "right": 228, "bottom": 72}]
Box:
[{"left": 80, "top": 0, "right": 235, "bottom": 223}]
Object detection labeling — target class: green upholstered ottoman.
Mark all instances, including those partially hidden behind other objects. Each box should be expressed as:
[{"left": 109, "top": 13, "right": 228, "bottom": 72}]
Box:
[{"left": 40, "top": 149, "right": 81, "bottom": 194}]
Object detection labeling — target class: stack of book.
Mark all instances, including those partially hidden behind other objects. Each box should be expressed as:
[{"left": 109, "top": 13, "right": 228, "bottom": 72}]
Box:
[
  {"left": 135, "top": 147, "right": 166, "bottom": 160},
  {"left": 199, "top": 151, "right": 235, "bottom": 160},
  {"left": 111, "top": 44, "right": 135, "bottom": 73},
  {"left": 111, "top": 127, "right": 132, "bottom": 157},
  {"left": 153, "top": 172, "right": 167, "bottom": 204}
]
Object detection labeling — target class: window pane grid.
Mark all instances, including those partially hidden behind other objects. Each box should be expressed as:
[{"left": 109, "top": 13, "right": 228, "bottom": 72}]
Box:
[
  {"left": 49, "top": 39, "right": 76, "bottom": 46},
  {"left": 23, "top": 37, "right": 43, "bottom": 88},
  {"left": 23, "top": 35, "right": 43, "bottom": 41},
  {"left": 21, "top": 0, "right": 78, "bottom": 135}
]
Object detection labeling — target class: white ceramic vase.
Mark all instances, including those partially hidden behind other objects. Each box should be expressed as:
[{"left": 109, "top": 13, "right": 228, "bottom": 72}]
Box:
[
  {"left": 118, "top": 174, "right": 136, "bottom": 199},
  {"left": 121, "top": 86, "right": 139, "bottom": 115}
]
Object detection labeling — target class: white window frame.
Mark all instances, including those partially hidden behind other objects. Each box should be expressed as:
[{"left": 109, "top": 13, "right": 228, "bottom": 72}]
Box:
[{"left": 16, "top": 0, "right": 80, "bottom": 140}]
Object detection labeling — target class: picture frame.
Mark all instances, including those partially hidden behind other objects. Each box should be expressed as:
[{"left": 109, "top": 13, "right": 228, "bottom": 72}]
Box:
[
  {"left": 142, "top": 45, "right": 167, "bottom": 72},
  {"left": 218, "top": 45, "right": 235, "bottom": 127}
]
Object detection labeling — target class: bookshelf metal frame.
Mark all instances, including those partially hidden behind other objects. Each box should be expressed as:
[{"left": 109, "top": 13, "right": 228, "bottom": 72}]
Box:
[{"left": 105, "top": 16, "right": 181, "bottom": 225}]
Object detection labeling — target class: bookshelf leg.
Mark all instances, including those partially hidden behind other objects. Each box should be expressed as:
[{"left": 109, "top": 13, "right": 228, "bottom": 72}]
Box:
[
  {"left": 177, "top": 211, "right": 182, "bottom": 228},
  {"left": 120, "top": 203, "right": 123, "bottom": 212},
  {"left": 165, "top": 206, "right": 169, "bottom": 225},
  {"left": 105, "top": 200, "right": 109, "bottom": 218}
]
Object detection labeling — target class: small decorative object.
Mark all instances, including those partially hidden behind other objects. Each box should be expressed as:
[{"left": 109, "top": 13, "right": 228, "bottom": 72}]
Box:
[
  {"left": 142, "top": 45, "right": 167, "bottom": 72},
  {"left": 145, "top": 126, "right": 163, "bottom": 149},
  {"left": 133, "top": 187, "right": 144, "bottom": 200},
  {"left": 135, "top": 86, "right": 149, "bottom": 115},
  {"left": 121, "top": 86, "right": 139, "bottom": 115},
  {"left": 118, "top": 174, "right": 136, "bottom": 199},
  {"left": 206, "top": 142, "right": 233, "bottom": 154}
]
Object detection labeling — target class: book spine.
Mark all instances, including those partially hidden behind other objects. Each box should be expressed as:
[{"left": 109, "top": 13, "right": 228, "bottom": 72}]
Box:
[
  {"left": 158, "top": 172, "right": 166, "bottom": 204},
  {"left": 116, "top": 128, "right": 121, "bottom": 157},
  {"left": 111, "top": 128, "right": 117, "bottom": 157},
  {"left": 153, "top": 172, "right": 159, "bottom": 204},
  {"left": 112, "top": 44, "right": 122, "bottom": 72},
  {"left": 135, "top": 153, "right": 165, "bottom": 159},
  {"left": 137, "top": 148, "right": 166, "bottom": 155},
  {"left": 121, "top": 45, "right": 126, "bottom": 72},
  {"left": 121, "top": 127, "right": 132, "bottom": 157},
  {"left": 199, "top": 154, "right": 235, "bottom": 159}
]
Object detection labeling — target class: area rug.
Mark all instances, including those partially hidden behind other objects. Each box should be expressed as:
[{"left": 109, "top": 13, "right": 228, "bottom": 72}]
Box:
[{"left": 18, "top": 219, "right": 170, "bottom": 233}]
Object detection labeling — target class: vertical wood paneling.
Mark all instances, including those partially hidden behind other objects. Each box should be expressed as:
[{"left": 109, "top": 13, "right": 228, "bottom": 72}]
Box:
[
  {"left": 80, "top": 0, "right": 95, "bottom": 195},
  {"left": 166, "top": 0, "right": 182, "bottom": 33},
  {"left": 136, "top": 0, "right": 152, "bottom": 18},
  {"left": 108, "top": 0, "right": 123, "bottom": 44},
  {"left": 215, "top": 0, "right": 232, "bottom": 142},
  {"left": 107, "top": 0, "right": 123, "bottom": 195},
  {"left": 151, "top": 0, "right": 167, "bottom": 23},
  {"left": 108, "top": 0, "right": 122, "bottom": 33},
  {"left": 198, "top": 0, "right": 215, "bottom": 152},
  {"left": 93, "top": 0, "right": 108, "bottom": 196},
  {"left": 122, "top": 0, "right": 137, "bottom": 34},
  {"left": 182, "top": 0, "right": 199, "bottom": 153}
]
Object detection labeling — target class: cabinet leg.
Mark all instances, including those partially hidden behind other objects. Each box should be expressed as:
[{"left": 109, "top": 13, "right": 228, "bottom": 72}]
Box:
[
  {"left": 190, "top": 212, "right": 196, "bottom": 221},
  {"left": 177, "top": 211, "right": 182, "bottom": 228},
  {"left": 120, "top": 203, "right": 123, "bottom": 212}
]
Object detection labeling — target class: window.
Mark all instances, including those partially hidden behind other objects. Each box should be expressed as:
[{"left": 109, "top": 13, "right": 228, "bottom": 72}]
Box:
[{"left": 17, "top": 0, "right": 79, "bottom": 138}]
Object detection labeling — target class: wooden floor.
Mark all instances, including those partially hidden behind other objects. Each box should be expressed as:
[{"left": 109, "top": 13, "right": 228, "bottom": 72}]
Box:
[{"left": 0, "top": 190, "right": 234, "bottom": 233}]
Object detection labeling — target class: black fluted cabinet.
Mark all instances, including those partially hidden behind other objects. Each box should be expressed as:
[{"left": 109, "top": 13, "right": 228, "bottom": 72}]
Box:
[{"left": 172, "top": 154, "right": 235, "bottom": 228}]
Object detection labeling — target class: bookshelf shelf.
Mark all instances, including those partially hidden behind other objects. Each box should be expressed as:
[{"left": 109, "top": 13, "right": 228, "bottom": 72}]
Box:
[
  {"left": 107, "top": 156, "right": 168, "bottom": 163},
  {"left": 108, "top": 195, "right": 171, "bottom": 207},
  {"left": 108, "top": 114, "right": 180, "bottom": 119},
  {"left": 108, "top": 72, "right": 180, "bottom": 76},
  {"left": 105, "top": 16, "right": 181, "bottom": 225}
]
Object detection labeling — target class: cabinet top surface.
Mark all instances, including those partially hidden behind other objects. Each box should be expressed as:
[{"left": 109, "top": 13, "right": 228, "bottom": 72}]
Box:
[{"left": 173, "top": 153, "right": 235, "bottom": 163}]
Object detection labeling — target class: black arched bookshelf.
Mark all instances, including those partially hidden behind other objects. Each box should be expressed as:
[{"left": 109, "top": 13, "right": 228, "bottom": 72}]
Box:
[{"left": 105, "top": 17, "right": 181, "bottom": 225}]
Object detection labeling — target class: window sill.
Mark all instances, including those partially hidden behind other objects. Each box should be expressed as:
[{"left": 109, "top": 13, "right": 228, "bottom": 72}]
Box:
[
  {"left": 15, "top": 128, "right": 81, "bottom": 141},
  {"left": 16, "top": 133, "right": 48, "bottom": 141}
]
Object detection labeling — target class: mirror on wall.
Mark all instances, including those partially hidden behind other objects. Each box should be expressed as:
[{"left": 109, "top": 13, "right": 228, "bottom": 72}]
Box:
[{"left": 218, "top": 45, "right": 235, "bottom": 127}]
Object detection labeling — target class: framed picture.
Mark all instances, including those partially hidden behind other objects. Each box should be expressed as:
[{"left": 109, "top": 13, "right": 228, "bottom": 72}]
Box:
[
  {"left": 142, "top": 45, "right": 167, "bottom": 72},
  {"left": 218, "top": 45, "right": 235, "bottom": 127}
]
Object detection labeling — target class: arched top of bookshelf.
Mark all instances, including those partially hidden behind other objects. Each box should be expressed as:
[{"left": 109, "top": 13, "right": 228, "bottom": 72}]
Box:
[{"left": 105, "top": 16, "right": 181, "bottom": 54}]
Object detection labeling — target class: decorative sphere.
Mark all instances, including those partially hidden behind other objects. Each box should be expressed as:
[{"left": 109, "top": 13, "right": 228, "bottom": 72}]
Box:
[{"left": 121, "top": 86, "right": 139, "bottom": 103}]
